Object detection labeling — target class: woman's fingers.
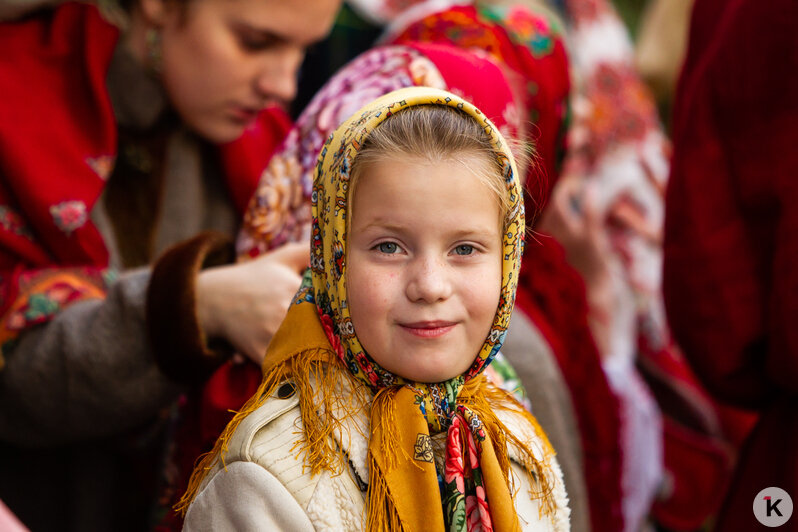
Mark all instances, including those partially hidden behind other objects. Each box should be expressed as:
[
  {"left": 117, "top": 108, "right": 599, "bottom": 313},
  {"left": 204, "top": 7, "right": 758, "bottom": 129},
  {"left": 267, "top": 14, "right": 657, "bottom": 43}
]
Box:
[{"left": 267, "top": 242, "right": 309, "bottom": 273}]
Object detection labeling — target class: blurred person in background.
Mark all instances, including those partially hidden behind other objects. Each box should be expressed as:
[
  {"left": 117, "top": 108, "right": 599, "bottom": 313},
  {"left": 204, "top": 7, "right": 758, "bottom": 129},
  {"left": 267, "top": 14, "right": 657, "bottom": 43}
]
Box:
[
  {"left": 664, "top": 0, "right": 798, "bottom": 530},
  {"left": 0, "top": 0, "right": 339, "bottom": 528}
]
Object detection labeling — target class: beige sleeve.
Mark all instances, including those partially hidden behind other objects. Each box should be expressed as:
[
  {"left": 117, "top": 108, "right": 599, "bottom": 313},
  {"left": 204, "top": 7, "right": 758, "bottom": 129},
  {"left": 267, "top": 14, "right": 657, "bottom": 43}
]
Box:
[{"left": 183, "top": 461, "right": 315, "bottom": 532}]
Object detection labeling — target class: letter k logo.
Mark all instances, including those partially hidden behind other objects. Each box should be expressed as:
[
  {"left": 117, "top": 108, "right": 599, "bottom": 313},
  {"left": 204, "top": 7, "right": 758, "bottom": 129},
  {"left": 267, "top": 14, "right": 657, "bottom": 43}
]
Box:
[
  {"left": 765, "top": 496, "right": 784, "bottom": 518},
  {"left": 754, "top": 488, "right": 792, "bottom": 526}
]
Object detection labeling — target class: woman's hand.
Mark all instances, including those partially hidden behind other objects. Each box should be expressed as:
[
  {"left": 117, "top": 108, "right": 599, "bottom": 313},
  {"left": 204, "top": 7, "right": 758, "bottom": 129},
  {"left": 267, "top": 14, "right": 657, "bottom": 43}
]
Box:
[
  {"left": 196, "top": 242, "right": 308, "bottom": 365},
  {"left": 538, "top": 176, "right": 612, "bottom": 287},
  {"left": 538, "top": 177, "right": 617, "bottom": 359}
]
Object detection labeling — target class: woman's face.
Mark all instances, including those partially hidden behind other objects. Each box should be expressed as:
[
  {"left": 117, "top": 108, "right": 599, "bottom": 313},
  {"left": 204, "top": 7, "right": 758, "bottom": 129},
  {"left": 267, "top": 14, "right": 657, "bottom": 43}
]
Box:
[{"left": 155, "top": 0, "right": 340, "bottom": 143}]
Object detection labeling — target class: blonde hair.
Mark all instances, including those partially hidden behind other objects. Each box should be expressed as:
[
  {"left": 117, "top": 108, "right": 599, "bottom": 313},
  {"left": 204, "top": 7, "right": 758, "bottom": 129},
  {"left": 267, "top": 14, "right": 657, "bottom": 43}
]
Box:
[{"left": 348, "top": 105, "right": 518, "bottom": 227}]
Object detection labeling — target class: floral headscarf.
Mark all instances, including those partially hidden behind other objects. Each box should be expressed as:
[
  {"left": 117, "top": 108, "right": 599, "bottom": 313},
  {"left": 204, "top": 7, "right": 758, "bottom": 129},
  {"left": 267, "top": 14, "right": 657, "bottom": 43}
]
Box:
[
  {"left": 309, "top": 85, "right": 522, "bottom": 404},
  {"left": 182, "top": 87, "right": 558, "bottom": 530}
]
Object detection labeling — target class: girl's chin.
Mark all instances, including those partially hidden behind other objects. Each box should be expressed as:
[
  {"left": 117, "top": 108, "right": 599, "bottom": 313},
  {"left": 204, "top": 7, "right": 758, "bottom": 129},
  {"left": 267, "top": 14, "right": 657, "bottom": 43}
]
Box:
[{"left": 394, "top": 362, "right": 469, "bottom": 384}]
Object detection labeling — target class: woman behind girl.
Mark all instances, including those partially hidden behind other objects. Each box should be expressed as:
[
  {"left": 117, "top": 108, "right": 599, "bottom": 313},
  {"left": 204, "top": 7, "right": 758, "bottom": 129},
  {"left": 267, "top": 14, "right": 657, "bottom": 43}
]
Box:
[
  {"left": 0, "top": 0, "right": 339, "bottom": 528},
  {"left": 180, "top": 87, "right": 570, "bottom": 530}
]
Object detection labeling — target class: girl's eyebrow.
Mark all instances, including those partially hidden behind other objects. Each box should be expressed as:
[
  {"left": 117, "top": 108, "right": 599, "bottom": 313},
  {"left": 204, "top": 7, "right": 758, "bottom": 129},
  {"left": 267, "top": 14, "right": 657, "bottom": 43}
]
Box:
[
  {"left": 357, "top": 220, "right": 497, "bottom": 240},
  {"left": 356, "top": 220, "right": 407, "bottom": 234},
  {"left": 446, "top": 228, "right": 499, "bottom": 240}
]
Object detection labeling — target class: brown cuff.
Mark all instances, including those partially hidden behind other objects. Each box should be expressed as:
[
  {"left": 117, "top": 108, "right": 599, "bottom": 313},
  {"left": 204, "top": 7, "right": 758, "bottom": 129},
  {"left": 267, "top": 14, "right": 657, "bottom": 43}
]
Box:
[{"left": 147, "top": 231, "right": 235, "bottom": 384}]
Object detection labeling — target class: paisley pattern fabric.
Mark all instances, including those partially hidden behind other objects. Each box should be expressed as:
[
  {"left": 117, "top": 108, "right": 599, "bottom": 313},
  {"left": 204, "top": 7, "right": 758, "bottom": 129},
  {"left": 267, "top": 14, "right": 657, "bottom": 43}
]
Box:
[
  {"left": 387, "top": 3, "right": 571, "bottom": 209},
  {"left": 310, "top": 87, "right": 526, "bottom": 530}
]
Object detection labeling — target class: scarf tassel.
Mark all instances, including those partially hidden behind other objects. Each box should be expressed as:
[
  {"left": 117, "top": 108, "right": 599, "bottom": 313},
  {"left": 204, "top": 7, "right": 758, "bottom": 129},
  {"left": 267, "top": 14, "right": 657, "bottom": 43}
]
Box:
[
  {"left": 175, "top": 348, "right": 367, "bottom": 516},
  {"left": 177, "top": 352, "right": 558, "bottom": 525},
  {"left": 366, "top": 452, "right": 405, "bottom": 532}
]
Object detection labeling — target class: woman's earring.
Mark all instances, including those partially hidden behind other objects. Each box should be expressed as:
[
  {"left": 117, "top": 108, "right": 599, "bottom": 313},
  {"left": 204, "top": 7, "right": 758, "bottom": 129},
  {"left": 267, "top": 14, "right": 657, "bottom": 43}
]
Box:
[{"left": 145, "top": 28, "right": 163, "bottom": 75}]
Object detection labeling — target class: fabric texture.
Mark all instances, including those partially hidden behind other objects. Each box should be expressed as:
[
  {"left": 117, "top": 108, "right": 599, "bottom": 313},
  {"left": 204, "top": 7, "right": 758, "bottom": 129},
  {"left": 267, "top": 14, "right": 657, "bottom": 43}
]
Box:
[
  {"left": 663, "top": 0, "right": 798, "bottom": 530},
  {"left": 184, "top": 87, "right": 568, "bottom": 531}
]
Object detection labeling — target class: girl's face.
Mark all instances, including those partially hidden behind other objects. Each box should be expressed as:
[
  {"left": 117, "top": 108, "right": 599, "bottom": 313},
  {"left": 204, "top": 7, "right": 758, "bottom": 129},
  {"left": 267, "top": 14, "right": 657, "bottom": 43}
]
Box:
[
  {"left": 347, "top": 156, "right": 503, "bottom": 383},
  {"left": 151, "top": 0, "right": 340, "bottom": 143}
]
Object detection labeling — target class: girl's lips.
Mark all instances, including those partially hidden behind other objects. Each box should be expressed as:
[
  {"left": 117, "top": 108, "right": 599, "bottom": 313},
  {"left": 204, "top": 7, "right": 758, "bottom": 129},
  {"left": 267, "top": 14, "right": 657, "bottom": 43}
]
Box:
[{"left": 399, "top": 321, "right": 457, "bottom": 338}]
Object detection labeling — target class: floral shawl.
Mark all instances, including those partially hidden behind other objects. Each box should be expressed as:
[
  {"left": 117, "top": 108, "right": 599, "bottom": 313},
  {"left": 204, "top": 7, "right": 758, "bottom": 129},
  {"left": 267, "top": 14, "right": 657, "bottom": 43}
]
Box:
[{"left": 184, "top": 87, "right": 561, "bottom": 531}]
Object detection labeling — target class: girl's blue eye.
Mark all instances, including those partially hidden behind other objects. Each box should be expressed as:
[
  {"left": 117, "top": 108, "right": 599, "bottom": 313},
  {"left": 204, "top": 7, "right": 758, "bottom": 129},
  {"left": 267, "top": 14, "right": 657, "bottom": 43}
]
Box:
[
  {"left": 454, "top": 245, "right": 474, "bottom": 256},
  {"left": 377, "top": 242, "right": 398, "bottom": 254}
]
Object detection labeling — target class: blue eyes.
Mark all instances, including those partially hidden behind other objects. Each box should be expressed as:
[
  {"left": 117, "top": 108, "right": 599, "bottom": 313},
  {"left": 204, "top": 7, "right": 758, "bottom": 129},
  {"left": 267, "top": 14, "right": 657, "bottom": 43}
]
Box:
[
  {"left": 377, "top": 242, "right": 399, "bottom": 254},
  {"left": 454, "top": 245, "right": 474, "bottom": 256},
  {"left": 373, "top": 242, "right": 476, "bottom": 256}
]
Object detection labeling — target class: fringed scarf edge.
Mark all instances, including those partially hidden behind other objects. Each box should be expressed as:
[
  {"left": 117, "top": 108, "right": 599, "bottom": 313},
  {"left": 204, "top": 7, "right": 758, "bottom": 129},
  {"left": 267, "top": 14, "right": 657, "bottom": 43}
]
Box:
[{"left": 176, "top": 351, "right": 559, "bottom": 525}]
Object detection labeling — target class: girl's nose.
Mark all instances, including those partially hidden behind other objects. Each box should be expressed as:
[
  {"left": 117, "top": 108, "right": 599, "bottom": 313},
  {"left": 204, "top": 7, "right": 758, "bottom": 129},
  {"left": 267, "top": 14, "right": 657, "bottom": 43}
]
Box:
[{"left": 405, "top": 256, "right": 453, "bottom": 303}]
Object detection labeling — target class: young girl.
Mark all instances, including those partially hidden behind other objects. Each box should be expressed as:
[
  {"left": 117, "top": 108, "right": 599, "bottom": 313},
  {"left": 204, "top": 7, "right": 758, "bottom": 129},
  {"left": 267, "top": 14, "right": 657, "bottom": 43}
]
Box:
[{"left": 180, "top": 87, "right": 570, "bottom": 531}]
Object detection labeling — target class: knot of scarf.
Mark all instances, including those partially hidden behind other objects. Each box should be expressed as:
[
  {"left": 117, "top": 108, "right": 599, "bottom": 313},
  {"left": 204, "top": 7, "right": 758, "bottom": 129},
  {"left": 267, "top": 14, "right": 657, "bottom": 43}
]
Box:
[{"left": 413, "top": 379, "right": 463, "bottom": 433}]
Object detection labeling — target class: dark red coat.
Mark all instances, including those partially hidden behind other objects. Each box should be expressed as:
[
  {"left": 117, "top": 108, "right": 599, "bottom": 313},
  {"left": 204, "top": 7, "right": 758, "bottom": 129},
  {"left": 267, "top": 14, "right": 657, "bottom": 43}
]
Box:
[{"left": 664, "top": 0, "right": 798, "bottom": 529}]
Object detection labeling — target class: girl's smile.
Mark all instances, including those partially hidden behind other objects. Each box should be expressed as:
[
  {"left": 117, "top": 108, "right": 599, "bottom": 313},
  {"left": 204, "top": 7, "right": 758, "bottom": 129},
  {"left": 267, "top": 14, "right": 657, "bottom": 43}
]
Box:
[{"left": 398, "top": 320, "right": 458, "bottom": 338}]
